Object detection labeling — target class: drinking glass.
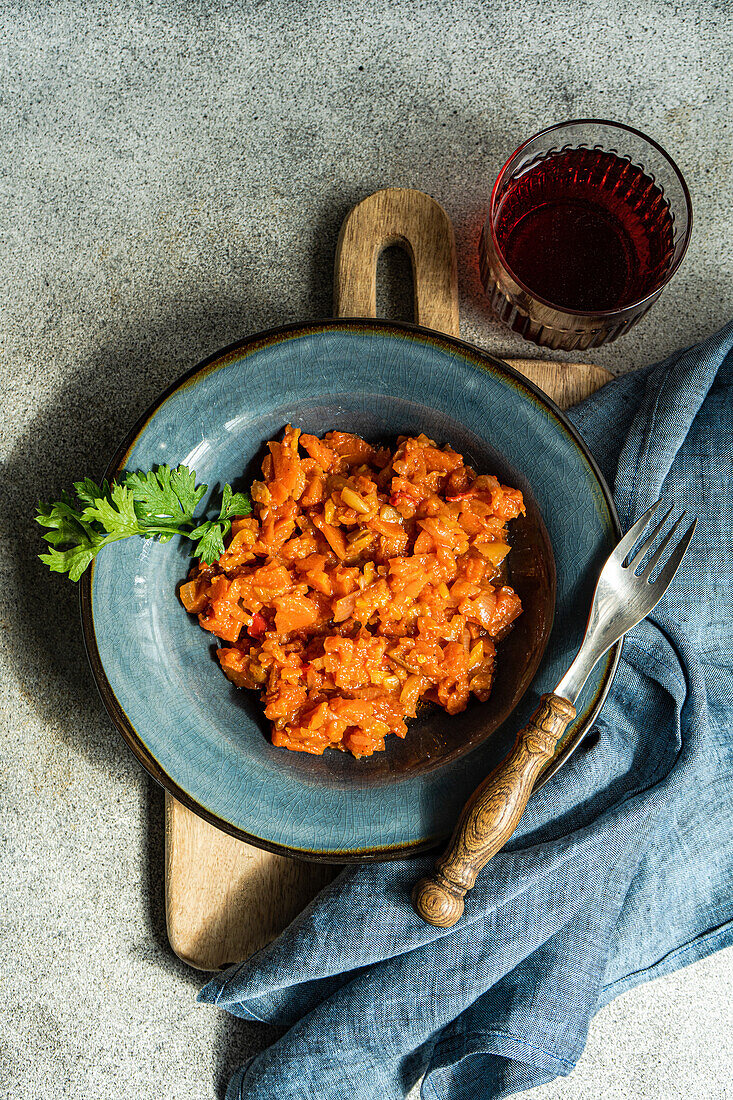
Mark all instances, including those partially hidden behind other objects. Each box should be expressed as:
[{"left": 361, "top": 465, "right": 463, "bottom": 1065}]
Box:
[{"left": 478, "top": 120, "right": 692, "bottom": 351}]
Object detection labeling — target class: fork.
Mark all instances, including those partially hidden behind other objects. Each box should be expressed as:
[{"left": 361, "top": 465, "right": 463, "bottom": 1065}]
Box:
[{"left": 412, "top": 500, "right": 697, "bottom": 928}]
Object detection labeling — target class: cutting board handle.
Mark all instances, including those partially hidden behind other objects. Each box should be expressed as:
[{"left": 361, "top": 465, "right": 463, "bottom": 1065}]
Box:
[{"left": 334, "top": 187, "right": 460, "bottom": 338}]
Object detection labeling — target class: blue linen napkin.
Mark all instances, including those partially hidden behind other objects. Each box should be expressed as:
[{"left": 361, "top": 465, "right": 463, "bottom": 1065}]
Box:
[{"left": 199, "top": 322, "right": 733, "bottom": 1100}]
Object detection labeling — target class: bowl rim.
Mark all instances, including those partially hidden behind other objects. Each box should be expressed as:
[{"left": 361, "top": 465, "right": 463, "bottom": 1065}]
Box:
[{"left": 79, "top": 317, "right": 621, "bottom": 861}]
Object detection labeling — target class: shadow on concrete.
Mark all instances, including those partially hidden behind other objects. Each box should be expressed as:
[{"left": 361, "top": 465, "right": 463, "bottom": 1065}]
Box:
[
  {"left": 0, "top": 191, "right": 359, "bottom": 1084},
  {"left": 213, "top": 1017, "right": 286, "bottom": 1100},
  {"left": 0, "top": 271, "right": 293, "bottom": 983}
]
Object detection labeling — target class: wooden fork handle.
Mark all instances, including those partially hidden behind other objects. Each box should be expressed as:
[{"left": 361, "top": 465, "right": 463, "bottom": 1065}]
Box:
[{"left": 412, "top": 693, "right": 576, "bottom": 928}]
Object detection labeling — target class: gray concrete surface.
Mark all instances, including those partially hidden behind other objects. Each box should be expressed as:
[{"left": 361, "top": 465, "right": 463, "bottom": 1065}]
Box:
[{"left": 1, "top": 1, "right": 731, "bottom": 1097}]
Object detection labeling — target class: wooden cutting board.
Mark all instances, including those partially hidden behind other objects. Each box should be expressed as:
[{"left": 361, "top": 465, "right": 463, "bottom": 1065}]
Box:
[{"left": 165, "top": 188, "right": 611, "bottom": 971}]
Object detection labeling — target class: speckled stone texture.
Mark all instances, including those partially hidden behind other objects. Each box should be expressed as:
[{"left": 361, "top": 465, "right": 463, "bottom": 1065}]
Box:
[{"left": 1, "top": 1, "right": 731, "bottom": 1097}]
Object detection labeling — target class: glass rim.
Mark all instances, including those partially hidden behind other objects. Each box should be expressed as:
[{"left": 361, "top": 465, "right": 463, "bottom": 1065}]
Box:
[{"left": 488, "top": 118, "right": 694, "bottom": 320}]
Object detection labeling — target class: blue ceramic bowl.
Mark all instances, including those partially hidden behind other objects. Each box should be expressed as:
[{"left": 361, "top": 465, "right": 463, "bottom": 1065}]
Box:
[{"left": 80, "top": 320, "right": 620, "bottom": 860}]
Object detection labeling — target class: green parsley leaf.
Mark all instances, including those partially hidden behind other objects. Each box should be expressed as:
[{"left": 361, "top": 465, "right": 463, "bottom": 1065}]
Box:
[
  {"left": 80, "top": 482, "right": 141, "bottom": 537},
  {"left": 218, "top": 483, "right": 252, "bottom": 522},
  {"left": 36, "top": 498, "right": 107, "bottom": 582},
  {"left": 35, "top": 466, "right": 251, "bottom": 581},
  {"left": 40, "top": 544, "right": 97, "bottom": 583},
  {"left": 73, "top": 477, "right": 111, "bottom": 507},
  {"left": 168, "top": 465, "right": 209, "bottom": 516},
  {"left": 188, "top": 520, "right": 227, "bottom": 564},
  {"left": 36, "top": 498, "right": 94, "bottom": 543},
  {"left": 123, "top": 465, "right": 207, "bottom": 530}
]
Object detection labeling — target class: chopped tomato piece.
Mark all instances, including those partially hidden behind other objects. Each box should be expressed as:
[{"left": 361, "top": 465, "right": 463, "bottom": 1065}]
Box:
[{"left": 247, "top": 611, "right": 267, "bottom": 639}]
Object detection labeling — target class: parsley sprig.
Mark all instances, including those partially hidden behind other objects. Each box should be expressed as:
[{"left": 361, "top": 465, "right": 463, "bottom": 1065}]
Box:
[{"left": 36, "top": 466, "right": 251, "bottom": 581}]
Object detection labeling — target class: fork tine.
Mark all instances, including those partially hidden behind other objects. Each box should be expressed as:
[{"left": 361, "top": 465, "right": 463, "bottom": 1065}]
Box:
[
  {"left": 648, "top": 518, "right": 697, "bottom": 593},
  {"left": 612, "top": 500, "right": 664, "bottom": 566},
  {"left": 639, "top": 511, "right": 688, "bottom": 577},
  {"left": 625, "top": 503, "right": 676, "bottom": 568}
]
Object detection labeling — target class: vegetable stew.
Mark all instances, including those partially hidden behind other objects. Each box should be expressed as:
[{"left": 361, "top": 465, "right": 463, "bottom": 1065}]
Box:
[{"left": 181, "top": 427, "right": 525, "bottom": 757}]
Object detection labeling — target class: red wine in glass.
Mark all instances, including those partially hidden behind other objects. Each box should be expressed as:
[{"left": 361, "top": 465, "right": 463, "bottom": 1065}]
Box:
[
  {"left": 494, "top": 148, "right": 675, "bottom": 312},
  {"left": 479, "top": 121, "right": 692, "bottom": 350}
]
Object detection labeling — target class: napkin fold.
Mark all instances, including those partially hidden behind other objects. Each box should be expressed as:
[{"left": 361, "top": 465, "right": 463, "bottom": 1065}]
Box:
[{"left": 199, "top": 322, "right": 733, "bottom": 1100}]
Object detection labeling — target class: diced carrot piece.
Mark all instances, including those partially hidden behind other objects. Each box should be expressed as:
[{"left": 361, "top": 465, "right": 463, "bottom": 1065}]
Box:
[
  {"left": 477, "top": 541, "right": 510, "bottom": 567},
  {"left": 300, "top": 434, "right": 338, "bottom": 471},
  {"left": 273, "top": 594, "right": 320, "bottom": 634},
  {"left": 462, "top": 556, "right": 487, "bottom": 583},
  {"left": 216, "top": 647, "right": 246, "bottom": 672},
  {"left": 301, "top": 475, "right": 325, "bottom": 506},
  {"left": 422, "top": 445, "right": 463, "bottom": 472},
  {"left": 332, "top": 593, "right": 357, "bottom": 622},
  {"left": 324, "top": 432, "right": 375, "bottom": 465},
  {"left": 179, "top": 579, "right": 208, "bottom": 613},
  {"left": 267, "top": 426, "right": 306, "bottom": 505},
  {"left": 311, "top": 514, "right": 349, "bottom": 560},
  {"left": 199, "top": 612, "right": 241, "bottom": 643},
  {"left": 368, "top": 515, "right": 405, "bottom": 539},
  {"left": 492, "top": 488, "right": 525, "bottom": 520}
]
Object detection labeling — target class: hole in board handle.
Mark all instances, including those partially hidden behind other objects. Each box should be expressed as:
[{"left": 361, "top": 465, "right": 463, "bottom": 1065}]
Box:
[{"left": 376, "top": 244, "right": 415, "bottom": 324}]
